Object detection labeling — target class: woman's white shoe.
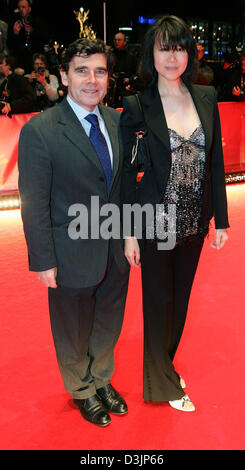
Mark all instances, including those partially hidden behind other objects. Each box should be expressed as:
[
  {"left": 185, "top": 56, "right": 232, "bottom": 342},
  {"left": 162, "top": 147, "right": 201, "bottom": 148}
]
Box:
[
  {"left": 169, "top": 394, "right": 195, "bottom": 412},
  {"left": 180, "top": 376, "right": 186, "bottom": 389}
]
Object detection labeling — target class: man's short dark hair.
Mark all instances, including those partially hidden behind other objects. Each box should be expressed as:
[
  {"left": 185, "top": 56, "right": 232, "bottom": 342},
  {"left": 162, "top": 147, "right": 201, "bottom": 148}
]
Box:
[
  {"left": 17, "top": 0, "right": 32, "bottom": 8},
  {"left": 114, "top": 32, "right": 126, "bottom": 40},
  {"left": 141, "top": 15, "right": 198, "bottom": 86},
  {"left": 32, "top": 52, "right": 47, "bottom": 67},
  {"left": 18, "top": 0, "right": 32, "bottom": 6},
  {"left": 60, "top": 38, "right": 113, "bottom": 75}
]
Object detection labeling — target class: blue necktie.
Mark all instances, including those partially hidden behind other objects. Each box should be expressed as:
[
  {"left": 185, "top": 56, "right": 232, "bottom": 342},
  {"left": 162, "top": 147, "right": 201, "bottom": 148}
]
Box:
[{"left": 85, "top": 113, "right": 112, "bottom": 193}]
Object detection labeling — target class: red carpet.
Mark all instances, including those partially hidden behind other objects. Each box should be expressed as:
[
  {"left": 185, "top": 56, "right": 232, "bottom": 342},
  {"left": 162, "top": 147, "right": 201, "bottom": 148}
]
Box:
[{"left": 0, "top": 184, "right": 245, "bottom": 450}]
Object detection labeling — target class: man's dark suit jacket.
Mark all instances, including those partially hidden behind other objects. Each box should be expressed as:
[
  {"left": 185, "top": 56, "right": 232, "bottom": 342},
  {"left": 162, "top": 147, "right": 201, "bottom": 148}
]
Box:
[
  {"left": 120, "top": 83, "right": 229, "bottom": 234},
  {"left": 18, "top": 98, "right": 128, "bottom": 288}
]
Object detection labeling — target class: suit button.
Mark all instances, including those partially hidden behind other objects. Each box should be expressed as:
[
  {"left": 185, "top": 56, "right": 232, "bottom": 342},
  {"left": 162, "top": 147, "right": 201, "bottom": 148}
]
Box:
[{"left": 99, "top": 177, "right": 105, "bottom": 182}]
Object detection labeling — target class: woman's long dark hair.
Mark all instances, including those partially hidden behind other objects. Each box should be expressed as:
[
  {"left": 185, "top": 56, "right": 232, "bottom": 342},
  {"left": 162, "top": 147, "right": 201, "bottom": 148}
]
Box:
[{"left": 141, "top": 15, "right": 198, "bottom": 87}]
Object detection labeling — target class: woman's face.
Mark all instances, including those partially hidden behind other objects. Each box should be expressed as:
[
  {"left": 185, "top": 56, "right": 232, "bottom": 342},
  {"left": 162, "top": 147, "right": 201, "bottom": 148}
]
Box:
[{"left": 153, "top": 39, "right": 189, "bottom": 83}]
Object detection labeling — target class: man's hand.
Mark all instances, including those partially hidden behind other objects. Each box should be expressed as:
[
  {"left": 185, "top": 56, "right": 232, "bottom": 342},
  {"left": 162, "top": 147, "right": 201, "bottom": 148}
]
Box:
[
  {"left": 0, "top": 102, "right": 11, "bottom": 115},
  {"left": 36, "top": 70, "right": 47, "bottom": 87},
  {"left": 210, "top": 229, "right": 228, "bottom": 250},
  {"left": 28, "top": 70, "right": 37, "bottom": 83},
  {"left": 37, "top": 267, "right": 57, "bottom": 288},
  {"left": 124, "top": 237, "right": 141, "bottom": 267},
  {"left": 13, "top": 21, "right": 22, "bottom": 35}
]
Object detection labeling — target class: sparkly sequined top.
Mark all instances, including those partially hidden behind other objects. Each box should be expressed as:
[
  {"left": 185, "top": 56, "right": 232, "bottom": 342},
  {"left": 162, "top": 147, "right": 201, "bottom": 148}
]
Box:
[{"left": 155, "top": 123, "right": 208, "bottom": 244}]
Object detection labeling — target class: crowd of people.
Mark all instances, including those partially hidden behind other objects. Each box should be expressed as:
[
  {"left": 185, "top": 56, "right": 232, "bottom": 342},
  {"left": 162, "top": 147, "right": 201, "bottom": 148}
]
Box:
[
  {"left": 1, "top": 0, "right": 245, "bottom": 116},
  {"left": 0, "top": 0, "right": 64, "bottom": 115},
  {"left": 0, "top": 0, "right": 142, "bottom": 115}
]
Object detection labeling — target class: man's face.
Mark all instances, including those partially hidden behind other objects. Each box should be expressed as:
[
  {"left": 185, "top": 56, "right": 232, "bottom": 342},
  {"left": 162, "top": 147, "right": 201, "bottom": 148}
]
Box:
[
  {"left": 0, "top": 58, "right": 10, "bottom": 77},
  {"left": 114, "top": 33, "right": 126, "bottom": 50},
  {"left": 18, "top": 0, "right": 32, "bottom": 18},
  {"left": 33, "top": 58, "right": 46, "bottom": 72},
  {"left": 60, "top": 53, "right": 108, "bottom": 112},
  {"left": 196, "top": 44, "right": 204, "bottom": 61}
]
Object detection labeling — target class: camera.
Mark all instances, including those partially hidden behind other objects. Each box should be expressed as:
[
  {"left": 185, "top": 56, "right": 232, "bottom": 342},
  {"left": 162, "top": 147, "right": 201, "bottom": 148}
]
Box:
[
  {"left": 36, "top": 67, "right": 45, "bottom": 74},
  {"left": 23, "top": 14, "right": 32, "bottom": 26}
]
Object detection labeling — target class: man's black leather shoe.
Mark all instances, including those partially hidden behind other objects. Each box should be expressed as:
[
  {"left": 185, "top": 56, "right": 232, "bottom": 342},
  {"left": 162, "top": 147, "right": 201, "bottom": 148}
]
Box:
[
  {"left": 73, "top": 394, "right": 111, "bottom": 427},
  {"left": 96, "top": 384, "right": 128, "bottom": 415}
]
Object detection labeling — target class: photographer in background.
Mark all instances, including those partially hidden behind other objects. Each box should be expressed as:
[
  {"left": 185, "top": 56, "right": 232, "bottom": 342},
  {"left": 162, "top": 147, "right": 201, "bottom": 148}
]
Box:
[
  {"left": 0, "top": 18, "right": 8, "bottom": 64},
  {"left": 111, "top": 32, "right": 140, "bottom": 107},
  {"left": 0, "top": 55, "right": 35, "bottom": 115},
  {"left": 218, "top": 50, "right": 245, "bottom": 101},
  {"left": 7, "top": 0, "right": 48, "bottom": 73},
  {"left": 25, "top": 52, "right": 59, "bottom": 111},
  {"left": 194, "top": 42, "right": 214, "bottom": 86},
  {"left": 113, "top": 32, "right": 137, "bottom": 77}
]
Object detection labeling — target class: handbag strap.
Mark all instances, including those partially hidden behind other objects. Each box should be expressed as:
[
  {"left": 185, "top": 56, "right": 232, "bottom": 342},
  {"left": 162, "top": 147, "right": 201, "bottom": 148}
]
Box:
[
  {"left": 126, "top": 93, "right": 146, "bottom": 130},
  {"left": 129, "top": 93, "right": 151, "bottom": 168},
  {"left": 135, "top": 93, "right": 143, "bottom": 115}
]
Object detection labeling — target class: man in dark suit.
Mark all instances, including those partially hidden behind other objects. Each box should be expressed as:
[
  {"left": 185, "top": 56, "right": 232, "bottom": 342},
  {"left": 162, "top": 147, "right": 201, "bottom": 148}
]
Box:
[
  {"left": 7, "top": 0, "right": 48, "bottom": 73},
  {"left": 18, "top": 38, "right": 129, "bottom": 427},
  {"left": 0, "top": 54, "right": 35, "bottom": 114}
]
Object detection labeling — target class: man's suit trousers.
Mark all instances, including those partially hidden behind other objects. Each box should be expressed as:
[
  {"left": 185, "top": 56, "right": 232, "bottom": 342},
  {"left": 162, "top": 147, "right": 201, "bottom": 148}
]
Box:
[{"left": 48, "top": 242, "right": 129, "bottom": 399}]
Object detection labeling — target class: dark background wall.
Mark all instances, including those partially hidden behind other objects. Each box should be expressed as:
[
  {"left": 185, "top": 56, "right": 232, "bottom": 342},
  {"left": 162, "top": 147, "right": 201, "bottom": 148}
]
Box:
[
  {"left": 1, "top": 0, "right": 245, "bottom": 51},
  {"left": 30, "top": 0, "right": 245, "bottom": 46}
]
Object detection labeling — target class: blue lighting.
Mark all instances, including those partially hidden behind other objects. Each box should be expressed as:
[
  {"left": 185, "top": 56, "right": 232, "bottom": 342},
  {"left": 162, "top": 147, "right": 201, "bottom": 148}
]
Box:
[{"left": 138, "top": 16, "right": 156, "bottom": 25}]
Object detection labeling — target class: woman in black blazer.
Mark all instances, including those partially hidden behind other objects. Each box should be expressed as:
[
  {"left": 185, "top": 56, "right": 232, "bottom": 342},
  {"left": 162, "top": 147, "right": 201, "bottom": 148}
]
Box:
[{"left": 120, "top": 15, "right": 229, "bottom": 411}]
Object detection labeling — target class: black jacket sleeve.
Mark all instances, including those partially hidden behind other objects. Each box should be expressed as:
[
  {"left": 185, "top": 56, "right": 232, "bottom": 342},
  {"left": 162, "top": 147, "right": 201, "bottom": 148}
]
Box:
[
  {"left": 18, "top": 120, "right": 57, "bottom": 271},
  {"left": 210, "top": 87, "right": 230, "bottom": 229}
]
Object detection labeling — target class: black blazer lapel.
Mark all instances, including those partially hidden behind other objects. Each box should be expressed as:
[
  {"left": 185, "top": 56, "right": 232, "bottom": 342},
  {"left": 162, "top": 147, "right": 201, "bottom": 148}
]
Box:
[
  {"left": 141, "top": 83, "right": 214, "bottom": 159},
  {"left": 136, "top": 83, "right": 216, "bottom": 204},
  {"left": 140, "top": 85, "right": 171, "bottom": 155},
  {"left": 188, "top": 84, "right": 214, "bottom": 155}
]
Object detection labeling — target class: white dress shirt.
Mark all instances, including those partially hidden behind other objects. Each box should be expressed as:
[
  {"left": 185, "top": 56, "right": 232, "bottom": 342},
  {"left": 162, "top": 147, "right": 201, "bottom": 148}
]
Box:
[{"left": 66, "top": 95, "right": 113, "bottom": 168}]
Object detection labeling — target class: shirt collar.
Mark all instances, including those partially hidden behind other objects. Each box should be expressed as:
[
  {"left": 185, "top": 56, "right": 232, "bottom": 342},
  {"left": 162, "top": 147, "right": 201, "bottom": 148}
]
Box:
[{"left": 66, "top": 95, "right": 102, "bottom": 122}]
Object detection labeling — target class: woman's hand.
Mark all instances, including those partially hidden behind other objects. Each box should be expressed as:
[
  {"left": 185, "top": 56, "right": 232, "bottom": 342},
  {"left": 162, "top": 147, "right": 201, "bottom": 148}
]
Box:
[
  {"left": 124, "top": 237, "right": 141, "bottom": 266},
  {"left": 210, "top": 229, "right": 228, "bottom": 250}
]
